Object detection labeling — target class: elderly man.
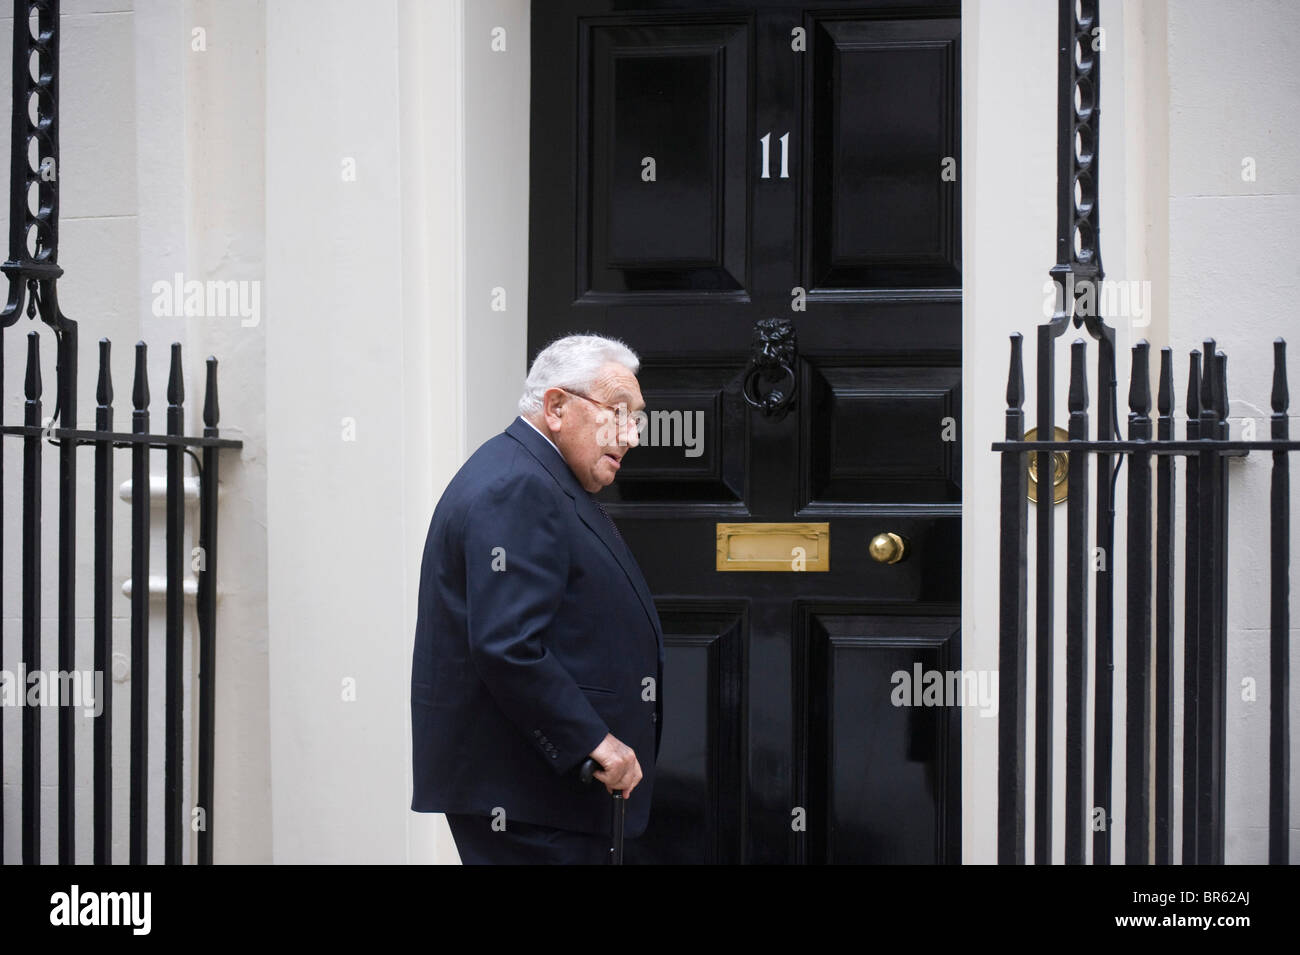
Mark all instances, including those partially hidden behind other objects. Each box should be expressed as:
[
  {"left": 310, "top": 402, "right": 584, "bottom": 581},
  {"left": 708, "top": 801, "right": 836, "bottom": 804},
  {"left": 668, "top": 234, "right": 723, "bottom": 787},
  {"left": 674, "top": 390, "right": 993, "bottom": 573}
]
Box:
[{"left": 410, "top": 333, "right": 663, "bottom": 864}]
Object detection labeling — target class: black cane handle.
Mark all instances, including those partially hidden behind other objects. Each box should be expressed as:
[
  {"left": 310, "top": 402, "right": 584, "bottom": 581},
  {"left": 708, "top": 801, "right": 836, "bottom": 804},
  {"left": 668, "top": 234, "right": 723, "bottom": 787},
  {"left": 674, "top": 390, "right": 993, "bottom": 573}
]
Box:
[{"left": 579, "top": 757, "right": 625, "bottom": 797}]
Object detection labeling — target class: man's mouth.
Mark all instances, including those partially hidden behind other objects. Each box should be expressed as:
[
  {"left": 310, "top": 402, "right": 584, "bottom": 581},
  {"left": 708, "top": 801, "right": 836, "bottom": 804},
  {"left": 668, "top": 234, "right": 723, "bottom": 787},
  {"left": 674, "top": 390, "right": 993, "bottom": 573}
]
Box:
[{"left": 604, "top": 453, "right": 621, "bottom": 469}]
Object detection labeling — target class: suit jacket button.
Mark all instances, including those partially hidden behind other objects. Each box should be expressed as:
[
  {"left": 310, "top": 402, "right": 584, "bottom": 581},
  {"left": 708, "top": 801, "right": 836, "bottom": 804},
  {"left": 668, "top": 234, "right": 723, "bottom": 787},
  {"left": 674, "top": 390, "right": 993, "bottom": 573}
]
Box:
[
  {"left": 652, "top": 712, "right": 658, "bottom": 723},
  {"left": 550, "top": 752, "right": 558, "bottom": 759}
]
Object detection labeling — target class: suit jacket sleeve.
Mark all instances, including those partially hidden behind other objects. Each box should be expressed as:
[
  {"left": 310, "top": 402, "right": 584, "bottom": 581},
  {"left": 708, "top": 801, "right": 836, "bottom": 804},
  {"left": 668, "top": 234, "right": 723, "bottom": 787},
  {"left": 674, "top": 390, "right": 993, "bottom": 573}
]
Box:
[{"left": 462, "top": 470, "right": 611, "bottom": 774}]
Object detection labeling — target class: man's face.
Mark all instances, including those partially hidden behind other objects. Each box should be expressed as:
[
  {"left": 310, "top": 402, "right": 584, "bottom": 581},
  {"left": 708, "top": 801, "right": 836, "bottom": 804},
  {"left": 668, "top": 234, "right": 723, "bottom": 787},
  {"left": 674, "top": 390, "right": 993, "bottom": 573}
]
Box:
[{"left": 539, "top": 361, "right": 645, "bottom": 493}]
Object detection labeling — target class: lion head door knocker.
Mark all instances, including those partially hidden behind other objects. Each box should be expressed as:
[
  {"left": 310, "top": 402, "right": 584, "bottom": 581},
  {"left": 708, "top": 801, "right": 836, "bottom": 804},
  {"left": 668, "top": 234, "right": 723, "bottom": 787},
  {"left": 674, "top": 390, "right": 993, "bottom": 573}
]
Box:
[{"left": 742, "top": 317, "right": 798, "bottom": 420}]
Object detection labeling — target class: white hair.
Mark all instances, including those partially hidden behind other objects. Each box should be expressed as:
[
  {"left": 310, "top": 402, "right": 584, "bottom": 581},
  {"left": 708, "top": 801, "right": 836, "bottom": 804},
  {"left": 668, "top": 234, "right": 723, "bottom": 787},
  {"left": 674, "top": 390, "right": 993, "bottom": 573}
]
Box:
[{"left": 518, "top": 333, "right": 640, "bottom": 415}]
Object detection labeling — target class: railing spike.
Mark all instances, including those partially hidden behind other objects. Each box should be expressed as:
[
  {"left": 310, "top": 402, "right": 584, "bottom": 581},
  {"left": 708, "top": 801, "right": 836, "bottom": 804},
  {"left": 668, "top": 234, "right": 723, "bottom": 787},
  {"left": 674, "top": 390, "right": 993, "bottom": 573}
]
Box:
[
  {"left": 1272, "top": 339, "right": 1288, "bottom": 415},
  {"left": 24, "top": 330, "right": 41, "bottom": 400},
  {"left": 1186, "top": 349, "right": 1202, "bottom": 420},
  {"left": 167, "top": 342, "right": 184, "bottom": 406},
  {"left": 1068, "top": 338, "right": 1089, "bottom": 413},
  {"left": 203, "top": 356, "right": 220, "bottom": 431},
  {"left": 96, "top": 338, "right": 112, "bottom": 407},
  {"left": 1200, "top": 339, "right": 1216, "bottom": 415},
  {"left": 1157, "top": 346, "right": 1174, "bottom": 417},
  {"left": 1129, "top": 340, "right": 1151, "bottom": 417},
  {"left": 1214, "top": 351, "right": 1229, "bottom": 422},
  {"left": 132, "top": 341, "right": 149, "bottom": 411},
  {"left": 1006, "top": 333, "right": 1024, "bottom": 409}
]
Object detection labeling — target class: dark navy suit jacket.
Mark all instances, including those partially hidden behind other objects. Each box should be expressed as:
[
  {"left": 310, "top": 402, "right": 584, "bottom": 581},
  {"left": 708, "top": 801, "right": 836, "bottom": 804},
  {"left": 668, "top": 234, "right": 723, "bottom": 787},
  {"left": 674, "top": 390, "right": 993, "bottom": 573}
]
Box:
[{"left": 410, "top": 416, "right": 664, "bottom": 838}]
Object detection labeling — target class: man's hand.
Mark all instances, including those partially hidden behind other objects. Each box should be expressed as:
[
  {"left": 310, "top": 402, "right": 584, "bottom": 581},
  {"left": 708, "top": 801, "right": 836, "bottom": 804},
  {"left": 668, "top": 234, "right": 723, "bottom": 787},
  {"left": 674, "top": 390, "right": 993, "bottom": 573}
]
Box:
[{"left": 588, "top": 733, "right": 642, "bottom": 798}]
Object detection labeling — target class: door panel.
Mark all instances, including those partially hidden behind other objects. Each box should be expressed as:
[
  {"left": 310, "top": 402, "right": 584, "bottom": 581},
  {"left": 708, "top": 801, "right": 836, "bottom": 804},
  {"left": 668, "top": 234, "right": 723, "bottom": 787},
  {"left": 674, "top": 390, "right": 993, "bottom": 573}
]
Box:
[
  {"left": 801, "top": 611, "right": 961, "bottom": 863},
  {"left": 530, "top": 0, "right": 962, "bottom": 864},
  {"left": 803, "top": 360, "right": 961, "bottom": 506},
  {"left": 805, "top": 15, "right": 961, "bottom": 291},
  {"left": 613, "top": 360, "right": 748, "bottom": 505},
  {"left": 581, "top": 20, "right": 751, "bottom": 298},
  {"left": 625, "top": 603, "right": 746, "bottom": 865}
]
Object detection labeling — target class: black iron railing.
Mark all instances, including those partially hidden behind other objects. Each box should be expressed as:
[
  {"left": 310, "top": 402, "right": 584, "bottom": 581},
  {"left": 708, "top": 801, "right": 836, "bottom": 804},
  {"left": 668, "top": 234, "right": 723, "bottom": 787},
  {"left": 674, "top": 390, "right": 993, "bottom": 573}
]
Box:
[
  {"left": 995, "top": 334, "right": 1295, "bottom": 864},
  {"left": 0, "top": 0, "right": 241, "bottom": 864},
  {"left": 994, "top": 0, "right": 1294, "bottom": 865}
]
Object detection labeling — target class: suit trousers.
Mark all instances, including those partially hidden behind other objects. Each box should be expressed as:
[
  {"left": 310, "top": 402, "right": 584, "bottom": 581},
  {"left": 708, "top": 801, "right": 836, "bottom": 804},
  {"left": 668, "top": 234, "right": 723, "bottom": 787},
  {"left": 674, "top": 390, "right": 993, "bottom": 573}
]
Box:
[{"left": 445, "top": 812, "right": 611, "bottom": 865}]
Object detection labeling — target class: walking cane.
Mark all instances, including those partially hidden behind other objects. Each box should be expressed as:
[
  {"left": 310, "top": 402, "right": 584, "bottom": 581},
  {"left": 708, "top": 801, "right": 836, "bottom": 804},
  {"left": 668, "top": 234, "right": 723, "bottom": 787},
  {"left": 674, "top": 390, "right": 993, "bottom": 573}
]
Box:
[{"left": 578, "top": 757, "right": 625, "bottom": 865}]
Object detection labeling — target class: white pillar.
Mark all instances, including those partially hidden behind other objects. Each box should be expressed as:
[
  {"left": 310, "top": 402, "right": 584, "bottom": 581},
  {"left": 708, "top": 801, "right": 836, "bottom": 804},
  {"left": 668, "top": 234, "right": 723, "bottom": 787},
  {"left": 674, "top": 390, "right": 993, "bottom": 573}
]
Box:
[{"left": 265, "top": 0, "right": 467, "bottom": 863}]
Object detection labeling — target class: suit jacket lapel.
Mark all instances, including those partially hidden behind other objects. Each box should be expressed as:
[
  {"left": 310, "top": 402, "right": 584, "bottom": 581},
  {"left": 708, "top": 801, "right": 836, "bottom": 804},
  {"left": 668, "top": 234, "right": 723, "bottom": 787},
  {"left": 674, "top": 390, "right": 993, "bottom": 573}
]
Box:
[
  {"left": 573, "top": 494, "right": 662, "bottom": 642},
  {"left": 505, "top": 417, "right": 663, "bottom": 641}
]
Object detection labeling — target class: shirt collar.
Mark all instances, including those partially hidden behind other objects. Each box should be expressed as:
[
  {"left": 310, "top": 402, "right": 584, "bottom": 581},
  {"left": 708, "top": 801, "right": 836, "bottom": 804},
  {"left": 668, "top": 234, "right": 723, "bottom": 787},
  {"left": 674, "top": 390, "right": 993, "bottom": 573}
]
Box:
[{"left": 520, "top": 415, "right": 563, "bottom": 459}]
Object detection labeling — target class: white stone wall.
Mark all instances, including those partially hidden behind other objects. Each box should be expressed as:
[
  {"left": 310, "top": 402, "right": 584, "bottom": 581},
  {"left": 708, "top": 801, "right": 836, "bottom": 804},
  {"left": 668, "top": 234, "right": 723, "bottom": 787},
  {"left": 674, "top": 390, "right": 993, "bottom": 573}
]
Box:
[
  {"left": 961, "top": 0, "right": 1060, "bottom": 865},
  {"left": 0, "top": 0, "right": 271, "bottom": 863},
  {"left": 463, "top": 0, "right": 531, "bottom": 452},
  {"left": 1166, "top": 0, "right": 1300, "bottom": 862},
  {"left": 265, "top": 0, "right": 474, "bottom": 863}
]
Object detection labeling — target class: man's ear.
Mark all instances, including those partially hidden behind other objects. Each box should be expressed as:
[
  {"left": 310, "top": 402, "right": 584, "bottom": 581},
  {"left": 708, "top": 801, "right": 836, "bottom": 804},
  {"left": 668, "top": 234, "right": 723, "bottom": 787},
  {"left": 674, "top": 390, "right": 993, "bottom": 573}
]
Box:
[{"left": 542, "top": 388, "right": 567, "bottom": 428}]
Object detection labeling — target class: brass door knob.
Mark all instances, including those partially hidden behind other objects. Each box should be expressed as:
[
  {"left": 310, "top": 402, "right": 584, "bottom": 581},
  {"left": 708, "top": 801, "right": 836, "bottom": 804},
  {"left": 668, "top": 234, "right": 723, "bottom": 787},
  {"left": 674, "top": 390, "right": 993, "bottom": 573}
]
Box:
[{"left": 869, "top": 532, "right": 906, "bottom": 564}]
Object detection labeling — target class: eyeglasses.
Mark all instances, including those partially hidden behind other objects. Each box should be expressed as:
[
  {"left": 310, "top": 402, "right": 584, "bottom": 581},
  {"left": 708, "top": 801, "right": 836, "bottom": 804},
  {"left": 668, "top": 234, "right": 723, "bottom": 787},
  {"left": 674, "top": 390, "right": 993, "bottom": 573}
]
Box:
[
  {"left": 561, "top": 389, "right": 639, "bottom": 437},
  {"left": 562, "top": 389, "right": 630, "bottom": 419}
]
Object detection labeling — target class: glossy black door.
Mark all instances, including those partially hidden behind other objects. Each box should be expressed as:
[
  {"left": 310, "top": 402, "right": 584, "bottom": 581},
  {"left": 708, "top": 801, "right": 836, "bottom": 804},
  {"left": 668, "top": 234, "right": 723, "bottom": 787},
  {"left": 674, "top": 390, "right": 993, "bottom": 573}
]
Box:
[{"left": 529, "top": 0, "right": 961, "bottom": 863}]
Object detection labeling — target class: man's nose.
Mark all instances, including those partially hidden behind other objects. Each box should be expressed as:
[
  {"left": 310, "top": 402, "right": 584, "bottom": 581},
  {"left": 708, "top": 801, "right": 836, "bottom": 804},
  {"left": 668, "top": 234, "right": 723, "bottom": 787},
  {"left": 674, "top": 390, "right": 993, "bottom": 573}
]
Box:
[{"left": 623, "top": 414, "right": 640, "bottom": 448}]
